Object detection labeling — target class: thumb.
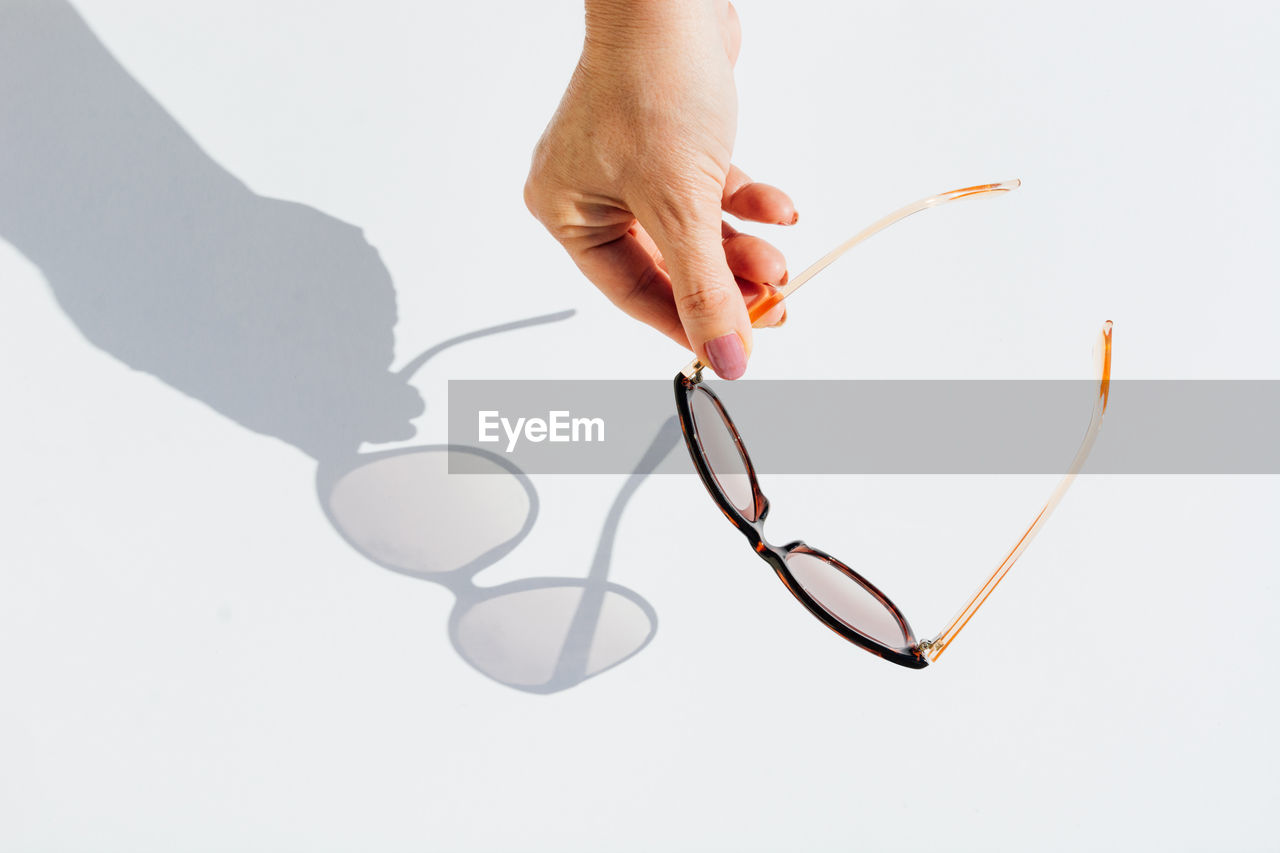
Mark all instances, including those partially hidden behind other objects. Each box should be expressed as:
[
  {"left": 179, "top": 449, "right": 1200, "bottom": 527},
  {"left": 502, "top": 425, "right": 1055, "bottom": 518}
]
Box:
[{"left": 637, "top": 198, "right": 753, "bottom": 380}]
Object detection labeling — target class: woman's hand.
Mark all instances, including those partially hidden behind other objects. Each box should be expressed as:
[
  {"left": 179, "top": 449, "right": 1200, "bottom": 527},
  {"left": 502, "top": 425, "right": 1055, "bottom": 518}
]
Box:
[{"left": 524, "top": 0, "right": 796, "bottom": 379}]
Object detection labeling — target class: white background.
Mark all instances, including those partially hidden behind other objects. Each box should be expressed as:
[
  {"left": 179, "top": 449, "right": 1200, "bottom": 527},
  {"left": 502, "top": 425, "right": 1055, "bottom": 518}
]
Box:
[{"left": 2, "top": 1, "right": 1277, "bottom": 850}]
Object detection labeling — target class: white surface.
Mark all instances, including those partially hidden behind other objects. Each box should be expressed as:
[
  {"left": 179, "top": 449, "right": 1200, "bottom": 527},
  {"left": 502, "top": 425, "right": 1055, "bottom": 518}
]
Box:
[{"left": 2, "top": 2, "right": 1277, "bottom": 850}]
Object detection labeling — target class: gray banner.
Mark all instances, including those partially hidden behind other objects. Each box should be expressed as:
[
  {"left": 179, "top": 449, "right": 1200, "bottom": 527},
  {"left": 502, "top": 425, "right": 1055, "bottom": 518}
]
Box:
[{"left": 446, "top": 380, "right": 1280, "bottom": 475}]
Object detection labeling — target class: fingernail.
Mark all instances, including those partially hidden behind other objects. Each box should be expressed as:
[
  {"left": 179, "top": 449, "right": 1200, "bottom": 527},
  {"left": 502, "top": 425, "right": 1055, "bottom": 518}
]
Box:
[
  {"left": 705, "top": 332, "right": 747, "bottom": 380},
  {"left": 772, "top": 308, "right": 788, "bottom": 327},
  {"left": 780, "top": 211, "right": 799, "bottom": 225}
]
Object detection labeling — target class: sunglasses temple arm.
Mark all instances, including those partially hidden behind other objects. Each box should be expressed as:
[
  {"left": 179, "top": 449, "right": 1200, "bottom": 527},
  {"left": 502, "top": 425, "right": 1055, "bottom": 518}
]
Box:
[
  {"left": 397, "top": 309, "right": 576, "bottom": 382},
  {"left": 680, "top": 180, "right": 1022, "bottom": 378},
  {"left": 923, "top": 323, "right": 1112, "bottom": 663}
]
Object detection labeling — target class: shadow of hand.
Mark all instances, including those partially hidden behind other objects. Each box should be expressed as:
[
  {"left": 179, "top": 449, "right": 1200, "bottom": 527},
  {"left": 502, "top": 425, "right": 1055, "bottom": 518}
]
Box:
[{"left": 0, "top": 0, "right": 422, "bottom": 459}]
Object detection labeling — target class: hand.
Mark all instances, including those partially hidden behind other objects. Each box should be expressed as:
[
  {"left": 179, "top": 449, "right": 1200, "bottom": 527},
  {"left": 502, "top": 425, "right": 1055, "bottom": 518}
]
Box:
[{"left": 524, "top": 0, "right": 796, "bottom": 379}]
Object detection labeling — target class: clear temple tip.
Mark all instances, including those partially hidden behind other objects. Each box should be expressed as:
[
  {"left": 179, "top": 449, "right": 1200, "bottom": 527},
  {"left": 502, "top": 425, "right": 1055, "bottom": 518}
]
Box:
[{"left": 925, "top": 179, "right": 1022, "bottom": 207}]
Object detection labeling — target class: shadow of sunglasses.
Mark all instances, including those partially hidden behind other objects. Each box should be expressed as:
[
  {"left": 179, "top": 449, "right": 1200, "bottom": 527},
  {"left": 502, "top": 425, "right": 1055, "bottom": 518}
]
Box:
[{"left": 314, "top": 311, "right": 679, "bottom": 693}]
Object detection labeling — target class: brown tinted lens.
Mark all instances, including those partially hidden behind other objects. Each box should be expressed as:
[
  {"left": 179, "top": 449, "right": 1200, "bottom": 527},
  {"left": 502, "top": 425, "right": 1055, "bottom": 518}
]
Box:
[
  {"left": 785, "top": 552, "right": 908, "bottom": 650},
  {"left": 689, "top": 388, "right": 757, "bottom": 521}
]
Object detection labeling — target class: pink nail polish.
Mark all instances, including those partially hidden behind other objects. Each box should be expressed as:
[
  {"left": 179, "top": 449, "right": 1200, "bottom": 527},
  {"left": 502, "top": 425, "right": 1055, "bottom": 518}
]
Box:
[{"left": 705, "top": 333, "right": 747, "bottom": 380}]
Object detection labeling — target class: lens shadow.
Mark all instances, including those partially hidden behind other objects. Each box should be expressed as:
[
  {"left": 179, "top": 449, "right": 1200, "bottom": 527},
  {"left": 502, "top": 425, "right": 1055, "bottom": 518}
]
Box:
[{"left": 320, "top": 419, "right": 680, "bottom": 694}]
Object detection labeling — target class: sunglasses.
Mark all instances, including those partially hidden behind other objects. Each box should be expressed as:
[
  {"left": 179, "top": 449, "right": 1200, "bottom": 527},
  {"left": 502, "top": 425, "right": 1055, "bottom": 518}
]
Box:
[{"left": 674, "top": 181, "right": 1112, "bottom": 668}]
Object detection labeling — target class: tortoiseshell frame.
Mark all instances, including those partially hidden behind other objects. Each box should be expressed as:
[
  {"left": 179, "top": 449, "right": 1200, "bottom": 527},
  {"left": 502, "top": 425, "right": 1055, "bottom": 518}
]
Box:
[{"left": 674, "top": 372, "right": 929, "bottom": 669}]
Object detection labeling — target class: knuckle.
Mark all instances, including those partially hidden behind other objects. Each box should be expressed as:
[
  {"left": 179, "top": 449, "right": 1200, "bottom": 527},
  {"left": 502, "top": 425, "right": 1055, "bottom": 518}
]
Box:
[
  {"left": 523, "top": 140, "right": 561, "bottom": 222},
  {"left": 522, "top": 181, "right": 541, "bottom": 219},
  {"left": 523, "top": 171, "right": 550, "bottom": 222},
  {"left": 677, "top": 283, "right": 733, "bottom": 320},
  {"left": 642, "top": 177, "right": 722, "bottom": 227}
]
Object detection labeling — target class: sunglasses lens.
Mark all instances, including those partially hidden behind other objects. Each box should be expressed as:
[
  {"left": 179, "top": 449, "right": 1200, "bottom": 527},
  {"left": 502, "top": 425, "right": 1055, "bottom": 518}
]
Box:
[
  {"left": 326, "top": 449, "right": 531, "bottom": 576},
  {"left": 785, "top": 552, "right": 908, "bottom": 650},
  {"left": 689, "top": 388, "right": 757, "bottom": 520}
]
